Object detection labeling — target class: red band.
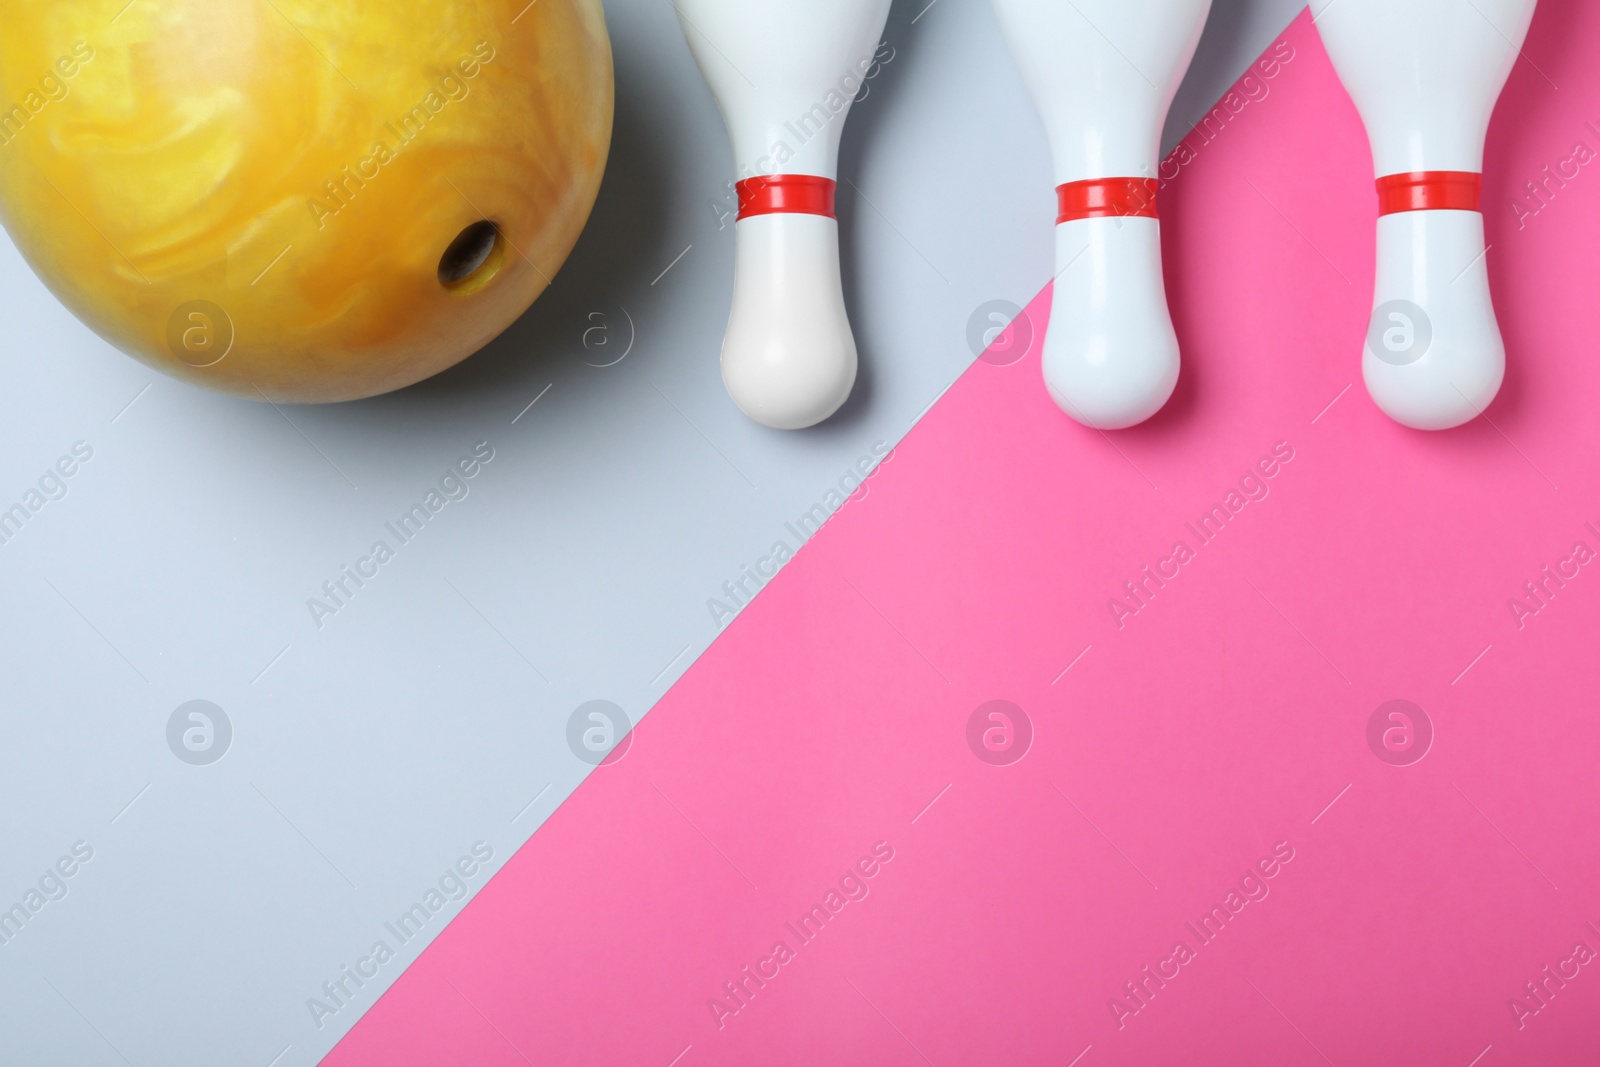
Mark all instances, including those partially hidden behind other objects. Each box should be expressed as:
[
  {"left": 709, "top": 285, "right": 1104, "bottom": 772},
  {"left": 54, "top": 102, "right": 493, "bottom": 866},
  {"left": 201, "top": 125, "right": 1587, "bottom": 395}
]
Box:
[
  {"left": 736, "top": 174, "right": 837, "bottom": 220},
  {"left": 1056, "top": 177, "right": 1160, "bottom": 224},
  {"left": 1376, "top": 171, "right": 1482, "bottom": 215}
]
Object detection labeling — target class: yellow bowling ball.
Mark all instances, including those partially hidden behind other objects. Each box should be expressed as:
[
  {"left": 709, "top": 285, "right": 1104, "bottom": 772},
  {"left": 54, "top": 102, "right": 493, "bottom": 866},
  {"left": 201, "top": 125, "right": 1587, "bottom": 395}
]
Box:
[{"left": 0, "top": 0, "right": 613, "bottom": 402}]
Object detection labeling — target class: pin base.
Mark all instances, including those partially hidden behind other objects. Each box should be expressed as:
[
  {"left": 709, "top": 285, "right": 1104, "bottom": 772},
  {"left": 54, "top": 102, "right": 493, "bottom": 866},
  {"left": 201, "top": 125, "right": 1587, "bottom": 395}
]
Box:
[
  {"left": 721, "top": 212, "right": 857, "bottom": 431},
  {"left": 1363, "top": 210, "right": 1505, "bottom": 431},
  {"left": 723, "top": 348, "right": 856, "bottom": 431},
  {"left": 1364, "top": 351, "right": 1504, "bottom": 431},
  {"left": 1043, "top": 215, "right": 1180, "bottom": 430}
]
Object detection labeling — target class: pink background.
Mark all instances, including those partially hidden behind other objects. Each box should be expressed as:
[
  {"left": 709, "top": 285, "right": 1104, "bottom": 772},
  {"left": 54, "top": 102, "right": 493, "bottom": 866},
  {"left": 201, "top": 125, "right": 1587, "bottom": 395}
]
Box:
[{"left": 325, "top": 6, "right": 1600, "bottom": 1064}]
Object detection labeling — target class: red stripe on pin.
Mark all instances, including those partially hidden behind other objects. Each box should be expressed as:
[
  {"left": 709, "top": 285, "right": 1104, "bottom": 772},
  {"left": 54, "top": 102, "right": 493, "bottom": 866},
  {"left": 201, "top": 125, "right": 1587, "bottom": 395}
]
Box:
[
  {"left": 1376, "top": 171, "right": 1482, "bottom": 215},
  {"left": 1056, "top": 177, "right": 1160, "bottom": 224},
  {"left": 736, "top": 174, "right": 837, "bottom": 220}
]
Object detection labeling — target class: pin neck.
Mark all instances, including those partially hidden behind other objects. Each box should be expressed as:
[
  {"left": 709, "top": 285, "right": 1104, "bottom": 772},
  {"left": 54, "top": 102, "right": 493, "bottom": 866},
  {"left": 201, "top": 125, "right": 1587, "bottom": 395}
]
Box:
[
  {"left": 736, "top": 175, "right": 837, "bottom": 221},
  {"left": 1375, "top": 171, "right": 1482, "bottom": 216},
  {"left": 1056, "top": 177, "right": 1160, "bottom": 224}
]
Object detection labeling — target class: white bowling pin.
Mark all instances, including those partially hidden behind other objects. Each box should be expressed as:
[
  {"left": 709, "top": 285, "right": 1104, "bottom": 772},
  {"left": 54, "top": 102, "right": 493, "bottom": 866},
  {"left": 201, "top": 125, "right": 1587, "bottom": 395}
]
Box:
[
  {"left": 673, "top": 0, "right": 891, "bottom": 430},
  {"left": 1315, "top": 0, "right": 1537, "bottom": 430},
  {"left": 992, "top": 0, "right": 1211, "bottom": 430}
]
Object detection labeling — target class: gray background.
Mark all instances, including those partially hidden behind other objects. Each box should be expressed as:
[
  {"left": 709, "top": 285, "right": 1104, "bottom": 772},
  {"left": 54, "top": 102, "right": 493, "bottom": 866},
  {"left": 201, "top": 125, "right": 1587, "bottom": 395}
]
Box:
[{"left": 0, "top": 1, "right": 1304, "bottom": 1063}]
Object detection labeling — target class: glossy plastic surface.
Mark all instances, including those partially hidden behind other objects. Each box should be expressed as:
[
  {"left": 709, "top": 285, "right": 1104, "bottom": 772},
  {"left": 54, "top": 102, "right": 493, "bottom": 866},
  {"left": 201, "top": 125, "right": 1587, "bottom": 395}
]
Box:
[
  {"left": 992, "top": 0, "right": 1212, "bottom": 429},
  {"left": 673, "top": 0, "right": 892, "bottom": 429},
  {"left": 1314, "top": 0, "right": 1537, "bottom": 429}
]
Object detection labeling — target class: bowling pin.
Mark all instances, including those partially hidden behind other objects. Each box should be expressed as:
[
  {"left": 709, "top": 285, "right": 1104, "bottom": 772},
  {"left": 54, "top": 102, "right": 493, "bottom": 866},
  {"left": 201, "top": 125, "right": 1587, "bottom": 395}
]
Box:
[
  {"left": 673, "top": 0, "right": 892, "bottom": 429},
  {"left": 1314, "top": 0, "right": 1537, "bottom": 430},
  {"left": 991, "top": 0, "right": 1212, "bottom": 430}
]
